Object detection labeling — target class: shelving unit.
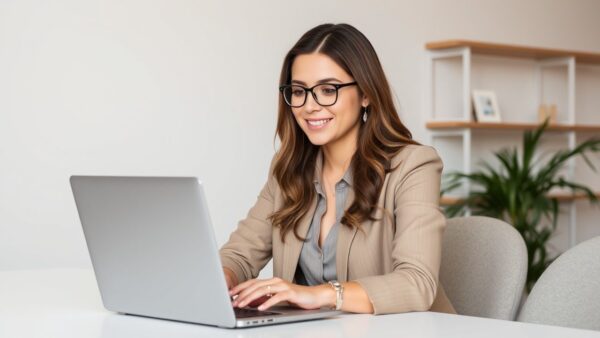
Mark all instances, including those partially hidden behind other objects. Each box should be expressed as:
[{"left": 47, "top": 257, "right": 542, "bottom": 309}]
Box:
[{"left": 425, "top": 39, "right": 600, "bottom": 248}]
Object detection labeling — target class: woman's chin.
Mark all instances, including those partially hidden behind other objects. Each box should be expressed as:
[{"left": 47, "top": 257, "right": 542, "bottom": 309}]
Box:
[{"left": 305, "top": 134, "right": 332, "bottom": 146}]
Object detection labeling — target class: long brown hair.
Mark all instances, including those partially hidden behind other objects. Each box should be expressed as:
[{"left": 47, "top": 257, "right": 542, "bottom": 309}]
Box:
[{"left": 270, "top": 23, "right": 419, "bottom": 242}]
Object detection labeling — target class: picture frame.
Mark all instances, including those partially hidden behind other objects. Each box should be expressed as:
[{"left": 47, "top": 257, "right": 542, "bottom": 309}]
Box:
[{"left": 472, "top": 90, "right": 501, "bottom": 123}]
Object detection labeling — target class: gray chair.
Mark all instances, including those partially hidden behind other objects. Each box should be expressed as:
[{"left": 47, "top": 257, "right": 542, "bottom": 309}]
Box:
[
  {"left": 518, "top": 236, "right": 600, "bottom": 331},
  {"left": 440, "top": 216, "right": 527, "bottom": 320}
]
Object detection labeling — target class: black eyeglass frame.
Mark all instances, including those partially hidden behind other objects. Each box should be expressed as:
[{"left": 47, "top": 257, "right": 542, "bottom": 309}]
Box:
[{"left": 278, "top": 81, "right": 358, "bottom": 108}]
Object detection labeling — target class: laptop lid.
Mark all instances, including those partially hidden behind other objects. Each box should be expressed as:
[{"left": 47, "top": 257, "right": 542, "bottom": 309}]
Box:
[{"left": 70, "top": 176, "right": 237, "bottom": 328}]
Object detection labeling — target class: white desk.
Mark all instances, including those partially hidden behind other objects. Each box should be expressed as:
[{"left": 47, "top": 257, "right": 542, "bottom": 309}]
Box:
[{"left": 1, "top": 269, "right": 599, "bottom": 338}]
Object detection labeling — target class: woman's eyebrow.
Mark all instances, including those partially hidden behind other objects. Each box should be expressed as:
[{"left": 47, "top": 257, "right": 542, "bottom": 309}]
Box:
[{"left": 291, "top": 77, "right": 342, "bottom": 85}]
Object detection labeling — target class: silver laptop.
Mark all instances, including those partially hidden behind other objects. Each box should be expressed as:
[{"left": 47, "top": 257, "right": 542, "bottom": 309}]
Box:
[{"left": 70, "top": 175, "right": 339, "bottom": 328}]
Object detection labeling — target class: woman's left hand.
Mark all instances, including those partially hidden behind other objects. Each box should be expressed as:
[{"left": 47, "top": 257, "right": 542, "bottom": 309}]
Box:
[{"left": 229, "top": 277, "right": 333, "bottom": 311}]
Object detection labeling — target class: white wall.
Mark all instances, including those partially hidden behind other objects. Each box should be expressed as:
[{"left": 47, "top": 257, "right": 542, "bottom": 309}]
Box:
[{"left": 2, "top": 0, "right": 600, "bottom": 270}]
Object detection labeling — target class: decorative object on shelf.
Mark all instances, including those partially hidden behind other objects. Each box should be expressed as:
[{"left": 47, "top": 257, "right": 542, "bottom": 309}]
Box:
[
  {"left": 441, "top": 120, "right": 600, "bottom": 292},
  {"left": 472, "top": 90, "right": 501, "bottom": 122},
  {"left": 538, "top": 104, "right": 558, "bottom": 124}
]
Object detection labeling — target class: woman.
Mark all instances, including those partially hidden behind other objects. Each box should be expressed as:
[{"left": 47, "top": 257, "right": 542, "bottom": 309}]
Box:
[{"left": 220, "top": 23, "right": 455, "bottom": 315}]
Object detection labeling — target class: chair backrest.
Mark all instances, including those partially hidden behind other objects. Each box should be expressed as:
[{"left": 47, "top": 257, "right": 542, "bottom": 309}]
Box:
[
  {"left": 517, "top": 236, "right": 600, "bottom": 331},
  {"left": 440, "top": 216, "right": 527, "bottom": 320}
]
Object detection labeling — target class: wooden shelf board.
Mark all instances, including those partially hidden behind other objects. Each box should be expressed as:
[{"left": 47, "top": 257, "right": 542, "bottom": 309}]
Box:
[
  {"left": 549, "top": 193, "right": 600, "bottom": 202},
  {"left": 426, "top": 121, "right": 600, "bottom": 133},
  {"left": 440, "top": 193, "right": 600, "bottom": 206},
  {"left": 426, "top": 39, "right": 600, "bottom": 64}
]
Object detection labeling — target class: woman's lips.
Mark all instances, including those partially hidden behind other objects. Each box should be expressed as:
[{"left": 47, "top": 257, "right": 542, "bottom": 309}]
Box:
[{"left": 306, "top": 118, "right": 333, "bottom": 130}]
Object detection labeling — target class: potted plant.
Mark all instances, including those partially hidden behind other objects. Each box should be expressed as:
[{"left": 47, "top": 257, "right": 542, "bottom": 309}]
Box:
[{"left": 442, "top": 120, "right": 600, "bottom": 291}]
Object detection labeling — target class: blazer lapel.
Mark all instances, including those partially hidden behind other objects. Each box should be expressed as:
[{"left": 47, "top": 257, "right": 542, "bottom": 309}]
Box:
[
  {"left": 336, "top": 187, "right": 358, "bottom": 282},
  {"left": 282, "top": 195, "right": 317, "bottom": 282}
]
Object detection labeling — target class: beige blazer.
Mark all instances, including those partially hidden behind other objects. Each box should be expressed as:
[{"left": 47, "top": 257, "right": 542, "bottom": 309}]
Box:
[{"left": 219, "top": 144, "right": 456, "bottom": 315}]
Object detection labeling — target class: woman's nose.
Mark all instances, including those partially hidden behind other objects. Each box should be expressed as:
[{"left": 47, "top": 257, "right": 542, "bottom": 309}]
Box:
[{"left": 303, "top": 92, "right": 321, "bottom": 113}]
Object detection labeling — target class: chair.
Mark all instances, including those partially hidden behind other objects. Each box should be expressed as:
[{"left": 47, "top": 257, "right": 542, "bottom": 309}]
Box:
[
  {"left": 517, "top": 236, "right": 600, "bottom": 331},
  {"left": 440, "top": 216, "right": 527, "bottom": 320}
]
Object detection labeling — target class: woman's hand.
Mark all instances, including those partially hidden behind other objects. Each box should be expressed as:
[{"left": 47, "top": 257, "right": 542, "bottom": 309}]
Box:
[{"left": 229, "top": 277, "right": 334, "bottom": 311}]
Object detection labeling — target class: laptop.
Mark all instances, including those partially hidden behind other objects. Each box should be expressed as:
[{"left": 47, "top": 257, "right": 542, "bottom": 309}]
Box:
[{"left": 69, "top": 175, "right": 340, "bottom": 328}]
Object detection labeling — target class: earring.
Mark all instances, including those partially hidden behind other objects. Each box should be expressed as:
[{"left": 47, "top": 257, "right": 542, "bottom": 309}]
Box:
[{"left": 362, "top": 106, "right": 368, "bottom": 122}]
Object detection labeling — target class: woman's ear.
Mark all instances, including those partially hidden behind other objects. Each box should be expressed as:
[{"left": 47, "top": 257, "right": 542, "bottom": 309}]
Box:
[{"left": 362, "top": 96, "right": 370, "bottom": 108}]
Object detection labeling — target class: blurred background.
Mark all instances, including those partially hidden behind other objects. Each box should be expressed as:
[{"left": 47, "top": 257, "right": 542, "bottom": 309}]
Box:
[{"left": 1, "top": 0, "right": 599, "bottom": 274}]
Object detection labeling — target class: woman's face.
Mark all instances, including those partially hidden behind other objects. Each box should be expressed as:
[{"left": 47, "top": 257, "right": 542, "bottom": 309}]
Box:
[{"left": 290, "top": 53, "right": 368, "bottom": 147}]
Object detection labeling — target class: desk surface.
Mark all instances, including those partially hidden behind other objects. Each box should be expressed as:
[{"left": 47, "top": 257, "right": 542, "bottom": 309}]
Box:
[{"left": 1, "top": 269, "right": 599, "bottom": 338}]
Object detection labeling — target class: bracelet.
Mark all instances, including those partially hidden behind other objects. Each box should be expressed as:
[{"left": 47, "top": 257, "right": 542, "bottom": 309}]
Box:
[{"left": 327, "top": 280, "right": 344, "bottom": 311}]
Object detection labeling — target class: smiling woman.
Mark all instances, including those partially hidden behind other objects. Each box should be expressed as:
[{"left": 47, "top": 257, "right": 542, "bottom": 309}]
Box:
[{"left": 219, "top": 23, "right": 456, "bottom": 315}]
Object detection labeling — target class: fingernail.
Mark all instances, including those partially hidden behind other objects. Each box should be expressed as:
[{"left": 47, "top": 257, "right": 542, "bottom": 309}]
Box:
[{"left": 258, "top": 305, "right": 265, "bottom": 310}]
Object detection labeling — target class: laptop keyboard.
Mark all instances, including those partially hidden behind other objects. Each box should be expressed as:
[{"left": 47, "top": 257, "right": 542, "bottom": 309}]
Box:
[{"left": 234, "top": 307, "right": 282, "bottom": 318}]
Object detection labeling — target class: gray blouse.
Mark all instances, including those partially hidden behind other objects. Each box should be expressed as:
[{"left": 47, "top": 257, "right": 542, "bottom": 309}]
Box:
[{"left": 295, "top": 165, "right": 352, "bottom": 286}]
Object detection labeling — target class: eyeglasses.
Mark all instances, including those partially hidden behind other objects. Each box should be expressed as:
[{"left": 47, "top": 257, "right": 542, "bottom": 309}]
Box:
[{"left": 279, "top": 82, "right": 357, "bottom": 108}]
